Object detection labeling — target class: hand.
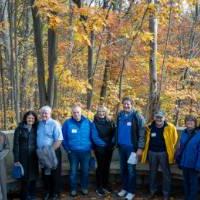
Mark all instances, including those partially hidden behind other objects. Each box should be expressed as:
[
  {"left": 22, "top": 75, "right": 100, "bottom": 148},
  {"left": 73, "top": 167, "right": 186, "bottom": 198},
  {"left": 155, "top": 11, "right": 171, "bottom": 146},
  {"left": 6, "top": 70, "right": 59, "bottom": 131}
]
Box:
[
  {"left": 136, "top": 149, "right": 143, "bottom": 161},
  {"left": 14, "top": 162, "right": 21, "bottom": 166}
]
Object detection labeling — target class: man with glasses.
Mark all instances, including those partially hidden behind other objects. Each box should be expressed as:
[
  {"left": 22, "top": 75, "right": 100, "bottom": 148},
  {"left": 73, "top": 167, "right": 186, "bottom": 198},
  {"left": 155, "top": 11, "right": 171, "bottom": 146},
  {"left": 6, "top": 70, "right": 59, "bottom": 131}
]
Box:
[{"left": 116, "top": 97, "right": 145, "bottom": 200}]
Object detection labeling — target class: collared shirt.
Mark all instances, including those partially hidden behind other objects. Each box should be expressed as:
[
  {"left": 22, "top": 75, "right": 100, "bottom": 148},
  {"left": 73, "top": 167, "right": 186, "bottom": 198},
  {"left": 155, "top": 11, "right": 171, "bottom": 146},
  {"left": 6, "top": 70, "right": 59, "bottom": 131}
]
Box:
[{"left": 37, "top": 118, "right": 63, "bottom": 148}]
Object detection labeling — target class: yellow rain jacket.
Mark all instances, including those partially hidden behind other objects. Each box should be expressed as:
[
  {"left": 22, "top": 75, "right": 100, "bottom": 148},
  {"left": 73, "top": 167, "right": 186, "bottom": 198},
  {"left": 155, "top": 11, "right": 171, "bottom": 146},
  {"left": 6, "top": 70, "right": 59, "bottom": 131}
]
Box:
[{"left": 141, "top": 122, "right": 178, "bottom": 164}]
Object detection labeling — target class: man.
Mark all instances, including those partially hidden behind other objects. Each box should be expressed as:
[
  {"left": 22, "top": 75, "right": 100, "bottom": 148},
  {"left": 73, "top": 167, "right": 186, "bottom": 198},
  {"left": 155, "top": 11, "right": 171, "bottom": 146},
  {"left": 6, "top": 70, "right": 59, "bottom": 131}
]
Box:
[
  {"left": 0, "top": 132, "right": 9, "bottom": 200},
  {"left": 141, "top": 111, "right": 178, "bottom": 200},
  {"left": 116, "top": 97, "right": 145, "bottom": 200},
  {"left": 62, "top": 104, "right": 92, "bottom": 197},
  {"left": 37, "top": 106, "right": 63, "bottom": 200}
]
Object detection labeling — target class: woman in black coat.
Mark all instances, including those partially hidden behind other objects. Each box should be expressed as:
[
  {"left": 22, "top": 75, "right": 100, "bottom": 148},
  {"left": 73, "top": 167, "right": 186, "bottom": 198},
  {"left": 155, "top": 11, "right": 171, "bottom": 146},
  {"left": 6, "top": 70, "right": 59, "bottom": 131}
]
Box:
[
  {"left": 92, "top": 106, "right": 115, "bottom": 197},
  {"left": 13, "top": 111, "right": 39, "bottom": 200}
]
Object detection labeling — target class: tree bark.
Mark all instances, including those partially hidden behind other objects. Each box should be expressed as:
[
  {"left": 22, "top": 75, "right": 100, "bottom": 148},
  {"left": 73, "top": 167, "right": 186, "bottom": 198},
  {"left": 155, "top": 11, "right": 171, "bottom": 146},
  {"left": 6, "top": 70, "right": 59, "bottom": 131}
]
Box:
[
  {"left": 47, "top": 28, "right": 56, "bottom": 107},
  {"left": 31, "top": 0, "right": 47, "bottom": 106},
  {"left": 148, "top": 0, "right": 158, "bottom": 121},
  {"left": 0, "top": 46, "right": 7, "bottom": 129},
  {"left": 87, "top": 31, "right": 95, "bottom": 109},
  {"left": 100, "top": 59, "right": 110, "bottom": 99},
  {"left": 14, "top": 0, "right": 20, "bottom": 123}
]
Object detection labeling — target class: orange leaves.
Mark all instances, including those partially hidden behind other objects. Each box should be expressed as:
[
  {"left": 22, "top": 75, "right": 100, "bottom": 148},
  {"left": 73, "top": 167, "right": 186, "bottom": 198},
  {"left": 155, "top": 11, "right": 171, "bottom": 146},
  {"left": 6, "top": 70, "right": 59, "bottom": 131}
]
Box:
[{"left": 34, "top": 0, "right": 67, "bottom": 29}]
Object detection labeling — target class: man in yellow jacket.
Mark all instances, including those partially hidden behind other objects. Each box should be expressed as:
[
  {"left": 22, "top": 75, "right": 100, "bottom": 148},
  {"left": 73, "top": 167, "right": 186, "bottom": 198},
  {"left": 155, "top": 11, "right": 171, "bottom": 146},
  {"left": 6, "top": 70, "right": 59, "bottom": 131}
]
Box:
[{"left": 141, "top": 111, "right": 178, "bottom": 200}]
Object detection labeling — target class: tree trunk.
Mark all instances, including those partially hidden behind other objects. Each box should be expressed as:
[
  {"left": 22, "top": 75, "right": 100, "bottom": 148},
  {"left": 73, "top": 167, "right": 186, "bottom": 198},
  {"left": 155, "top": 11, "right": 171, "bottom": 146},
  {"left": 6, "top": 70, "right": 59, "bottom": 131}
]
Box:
[
  {"left": 100, "top": 59, "right": 110, "bottom": 101},
  {"left": 148, "top": 0, "right": 158, "bottom": 121},
  {"left": 31, "top": 0, "right": 47, "bottom": 106},
  {"left": 66, "top": 0, "right": 74, "bottom": 68},
  {"left": 47, "top": 28, "right": 56, "bottom": 107},
  {"left": 8, "top": 0, "right": 15, "bottom": 111},
  {"left": 20, "top": 0, "right": 32, "bottom": 112},
  {"left": 0, "top": 47, "right": 7, "bottom": 129},
  {"left": 14, "top": 0, "right": 20, "bottom": 123},
  {"left": 87, "top": 31, "right": 95, "bottom": 110}
]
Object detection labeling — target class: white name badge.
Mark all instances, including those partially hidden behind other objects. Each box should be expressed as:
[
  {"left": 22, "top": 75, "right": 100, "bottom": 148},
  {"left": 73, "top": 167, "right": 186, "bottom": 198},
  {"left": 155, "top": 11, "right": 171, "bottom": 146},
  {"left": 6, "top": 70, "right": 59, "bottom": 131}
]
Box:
[
  {"left": 72, "top": 129, "right": 77, "bottom": 134},
  {"left": 127, "top": 122, "right": 132, "bottom": 126},
  {"left": 151, "top": 132, "right": 156, "bottom": 137}
]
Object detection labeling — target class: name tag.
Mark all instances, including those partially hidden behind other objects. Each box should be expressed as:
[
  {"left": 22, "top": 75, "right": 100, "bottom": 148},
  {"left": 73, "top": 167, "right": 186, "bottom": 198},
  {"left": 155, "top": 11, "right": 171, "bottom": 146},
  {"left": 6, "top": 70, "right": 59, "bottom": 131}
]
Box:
[
  {"left": 72, "top": 129, "right": 77, "bottom": 134},
  {"left": 127, "top": 122, "right": 132, "bottom": 126},
  {"left": 151, "top": 132, "right": 156, "bottom": 137}
]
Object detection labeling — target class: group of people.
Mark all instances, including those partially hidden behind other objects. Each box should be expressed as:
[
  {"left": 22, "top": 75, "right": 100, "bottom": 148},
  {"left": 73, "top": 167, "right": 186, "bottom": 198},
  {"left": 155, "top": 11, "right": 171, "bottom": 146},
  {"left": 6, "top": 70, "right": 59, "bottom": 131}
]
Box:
[{"left": 0, "top": 96, "right": 200, "bottom": 200}]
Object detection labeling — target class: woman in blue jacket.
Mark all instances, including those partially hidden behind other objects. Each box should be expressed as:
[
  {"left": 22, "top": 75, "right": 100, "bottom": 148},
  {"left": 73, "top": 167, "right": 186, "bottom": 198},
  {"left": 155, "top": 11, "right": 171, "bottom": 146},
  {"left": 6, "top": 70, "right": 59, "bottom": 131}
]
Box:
[
  {"left": 179, "top": 115, "right": 200, "bottom": 200},
  {"left": 91, "top": 106, "right": 115, "bottom": 197}
]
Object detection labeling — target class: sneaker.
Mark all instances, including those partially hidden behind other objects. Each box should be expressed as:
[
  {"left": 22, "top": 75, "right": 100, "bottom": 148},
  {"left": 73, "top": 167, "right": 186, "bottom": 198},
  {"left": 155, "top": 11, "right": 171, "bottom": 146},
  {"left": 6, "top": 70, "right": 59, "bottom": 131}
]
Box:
[
  {"left": 70, "top": 190, "right": 77, "bottom": 197},
  {"left": 81, "top": 189, "right": 88, "bottom": 195},
  {"left": 96, "top": 188, "right": 105, "bottom": 197},
  {"left": 125, "top": 193, "right": 135, "bottom": 200},
  {"left": 117, "top": 189, "right": 127, "bottom": 197}
]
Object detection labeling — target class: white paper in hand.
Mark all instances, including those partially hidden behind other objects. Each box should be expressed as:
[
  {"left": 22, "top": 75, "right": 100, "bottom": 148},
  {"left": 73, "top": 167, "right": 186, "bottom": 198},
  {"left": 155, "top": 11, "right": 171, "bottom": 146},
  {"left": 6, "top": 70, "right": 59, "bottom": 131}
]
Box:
[{"left": 127, "top": 152, "right": 138, "bottom": 165}]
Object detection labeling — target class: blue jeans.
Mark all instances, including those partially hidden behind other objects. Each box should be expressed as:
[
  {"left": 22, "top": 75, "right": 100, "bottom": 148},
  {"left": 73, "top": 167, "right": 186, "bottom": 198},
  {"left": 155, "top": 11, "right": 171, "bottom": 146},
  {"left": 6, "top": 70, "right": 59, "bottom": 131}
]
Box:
[
  {"left": 119, "top": 146, "right": 136, "bottom": 194},
  {"left": 68, "top": 150, "right": 91, "bottom": 191},
  {"left": 183, "top": 168, "right": 199, "bottom": 200}
]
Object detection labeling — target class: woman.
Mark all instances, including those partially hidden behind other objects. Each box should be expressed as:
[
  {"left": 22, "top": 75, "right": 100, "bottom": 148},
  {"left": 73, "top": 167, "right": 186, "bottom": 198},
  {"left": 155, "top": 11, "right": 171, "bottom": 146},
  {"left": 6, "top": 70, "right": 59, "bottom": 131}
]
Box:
[
  {"left": 178, "top": 115, "right": 200, "bottom": 200},
  {"left": 13, "top": 111, "right": 39, "bottom": 200},
  {"left": 91, "top": 106, "right": 115, "bottom": 197}
]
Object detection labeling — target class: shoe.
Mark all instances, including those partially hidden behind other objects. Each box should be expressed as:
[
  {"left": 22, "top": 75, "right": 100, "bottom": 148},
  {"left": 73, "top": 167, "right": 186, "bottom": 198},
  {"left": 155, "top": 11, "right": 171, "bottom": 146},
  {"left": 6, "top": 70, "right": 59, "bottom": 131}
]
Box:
[
  {"left": 70, "top": 190, "right": 77, "bottom": 197},
  {"left": 148, "top": 193, "right": 156, "bottom": 199},
  {"left": 125, "top": 193, "right": 135, "bottom": 200},
  {"left": 96, "top": 188, "right": 105, "bottom": 197},
  {"left": 81, "top": 189, "right": 88, "bottom": 195},
  {"left": 163, "top": 197, "right": 169, "bottom": 200},
  {"left": 43, "top": 193, "right": 50, "bottom": 200},
  {"left": 52, "top": 194, "right": 59, "bottom": 200},
  {"left": 28, "top": 196, "right": 36, "bottom": 200},
  {"left": 102, "top": 186, "right": 112, "bottom": 193},
  {"left": 117, "top": 189, "right": 127, "bottom": 197}
]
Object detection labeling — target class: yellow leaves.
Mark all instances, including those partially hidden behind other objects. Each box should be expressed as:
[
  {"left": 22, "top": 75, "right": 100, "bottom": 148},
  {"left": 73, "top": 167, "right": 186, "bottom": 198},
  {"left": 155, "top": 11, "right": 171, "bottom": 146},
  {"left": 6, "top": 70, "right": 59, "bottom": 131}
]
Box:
[
  {"left": 34, "top": 0, "right": 67, "bottom": 29},
  {"left": 74, "top": 33, "right": 91, "bottom": 46},
  {"left": 140, "top": 31, "right": 153, "bottom": 43},
  {"left": 82, "top": 35, "right": 91, "bottom": 46},
  {"left": 49, "top": 16, "right": 62, "bottom": 28},
  {"left": 55, "top": 63, "right": 88, "bottom": 95}
]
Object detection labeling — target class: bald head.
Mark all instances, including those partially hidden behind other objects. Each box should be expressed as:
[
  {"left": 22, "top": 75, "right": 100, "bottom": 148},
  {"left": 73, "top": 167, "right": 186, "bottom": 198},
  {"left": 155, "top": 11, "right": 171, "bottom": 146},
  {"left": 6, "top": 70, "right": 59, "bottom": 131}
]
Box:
[{"left": 72, "top": 105, "right": 82, "bottom": 121}]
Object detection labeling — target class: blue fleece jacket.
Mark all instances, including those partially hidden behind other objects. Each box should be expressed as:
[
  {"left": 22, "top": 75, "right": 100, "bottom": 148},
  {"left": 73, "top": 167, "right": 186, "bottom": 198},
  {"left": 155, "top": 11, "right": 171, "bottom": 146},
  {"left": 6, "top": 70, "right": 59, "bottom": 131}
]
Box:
[
  {"left": 179, "top": 128, "right": 200, "bottom": 170},
  {"left": 62, "top": 116, "right": 92, "bottom": 151}
]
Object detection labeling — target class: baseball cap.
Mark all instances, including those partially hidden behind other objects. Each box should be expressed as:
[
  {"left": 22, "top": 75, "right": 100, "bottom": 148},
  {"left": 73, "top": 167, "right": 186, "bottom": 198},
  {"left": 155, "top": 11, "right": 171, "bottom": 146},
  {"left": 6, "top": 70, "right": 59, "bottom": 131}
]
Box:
[{"left": 154, "top": 110, "right": 165, "bottom": 117}]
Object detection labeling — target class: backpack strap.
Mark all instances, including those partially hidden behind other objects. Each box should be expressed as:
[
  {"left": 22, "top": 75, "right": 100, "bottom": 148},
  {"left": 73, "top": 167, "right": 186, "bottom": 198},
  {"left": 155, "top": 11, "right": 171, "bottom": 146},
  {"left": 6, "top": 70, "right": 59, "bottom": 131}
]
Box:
[{"left": 131, "top": 111, "right": 139, "bottom": 152}]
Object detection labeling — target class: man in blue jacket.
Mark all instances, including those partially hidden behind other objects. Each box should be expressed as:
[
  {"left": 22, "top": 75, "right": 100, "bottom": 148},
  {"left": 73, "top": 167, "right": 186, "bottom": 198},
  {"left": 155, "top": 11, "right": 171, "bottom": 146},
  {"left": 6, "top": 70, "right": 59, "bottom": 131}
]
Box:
[
  {"left": 117, "top": 97, "right": 145, "bottom": 200},
  {"left": 62, "top": 104, "right": 92, "bottom": 197}
]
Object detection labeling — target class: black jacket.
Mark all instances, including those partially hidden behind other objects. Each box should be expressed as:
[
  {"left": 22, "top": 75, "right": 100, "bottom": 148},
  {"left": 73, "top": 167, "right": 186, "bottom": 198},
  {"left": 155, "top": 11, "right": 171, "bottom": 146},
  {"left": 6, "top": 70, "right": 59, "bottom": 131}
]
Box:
[
  {"left": 13, "top": 123, "right": 39, "bottom": 180},
  {"left": 93, "top": 116, "right": 115, "bottom": 147}
]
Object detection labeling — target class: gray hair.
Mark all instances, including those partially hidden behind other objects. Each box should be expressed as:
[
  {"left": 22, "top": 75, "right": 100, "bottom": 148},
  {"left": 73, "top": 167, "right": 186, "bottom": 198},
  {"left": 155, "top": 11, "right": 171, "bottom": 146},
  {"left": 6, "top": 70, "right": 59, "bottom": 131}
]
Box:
[
  {"left": 71, "top": 103, "right": 82, "bottom": 111},
  {"left": 97, "top": 105, "right": 108, "bottom": 113},
  {"left": 40, "top": 105, "right": 52, "bottom": 113}
]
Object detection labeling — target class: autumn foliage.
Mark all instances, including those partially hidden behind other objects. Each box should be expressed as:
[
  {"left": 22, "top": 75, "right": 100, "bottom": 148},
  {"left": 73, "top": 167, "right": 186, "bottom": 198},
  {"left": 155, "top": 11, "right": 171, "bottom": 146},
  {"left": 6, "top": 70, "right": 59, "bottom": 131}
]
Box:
[{"left": 0, "top": 0, "right": 200, "bottom": 128}]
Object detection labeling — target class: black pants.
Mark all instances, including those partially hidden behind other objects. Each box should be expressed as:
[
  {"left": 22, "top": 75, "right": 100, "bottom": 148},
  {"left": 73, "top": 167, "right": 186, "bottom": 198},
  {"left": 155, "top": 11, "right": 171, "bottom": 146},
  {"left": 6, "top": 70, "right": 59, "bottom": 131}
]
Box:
[
  {"left": 95, "top": 146, "right": 113, "bottom": 189},
  {"left": 42, "top": 148, "right": 62, "bottom": 196},
  {"left": 20, "top": 180, "right": 36, "bottom": 200}
]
